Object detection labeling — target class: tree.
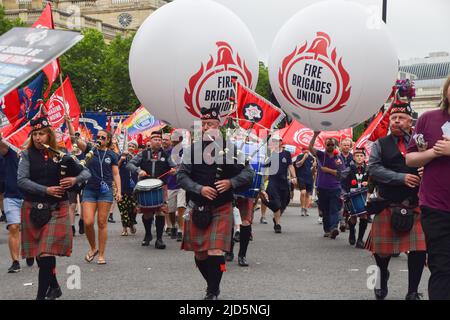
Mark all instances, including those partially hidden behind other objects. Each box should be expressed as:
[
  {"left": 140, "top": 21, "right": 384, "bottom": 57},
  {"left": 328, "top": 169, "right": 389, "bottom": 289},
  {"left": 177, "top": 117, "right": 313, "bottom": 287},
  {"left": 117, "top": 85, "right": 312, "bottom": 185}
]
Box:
[
  {"left": 0, "top": 6, "right": 25, "bottom": 36},
  {"left": 255, "top": 61, "right": 271, "bottom": 100},
  {"left": 59, "top": 29, "right": 107, "bottom": 111},
  {"left": 100, "top": 33, "right": 140, "bottom": 112}
]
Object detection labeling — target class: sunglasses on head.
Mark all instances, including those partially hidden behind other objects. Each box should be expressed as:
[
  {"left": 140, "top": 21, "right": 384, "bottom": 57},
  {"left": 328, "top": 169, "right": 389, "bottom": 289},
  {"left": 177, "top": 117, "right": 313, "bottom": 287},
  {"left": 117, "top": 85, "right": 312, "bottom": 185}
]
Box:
[{"left": 97, "top": 135, "right": 107, "bottom": 141}]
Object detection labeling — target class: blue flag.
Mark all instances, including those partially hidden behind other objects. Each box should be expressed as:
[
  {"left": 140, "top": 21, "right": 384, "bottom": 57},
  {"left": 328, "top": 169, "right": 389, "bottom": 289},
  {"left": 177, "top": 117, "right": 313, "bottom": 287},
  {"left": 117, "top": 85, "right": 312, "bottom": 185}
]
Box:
[{"left": 18, "top": 73, "right": 45, "bottom": 120}]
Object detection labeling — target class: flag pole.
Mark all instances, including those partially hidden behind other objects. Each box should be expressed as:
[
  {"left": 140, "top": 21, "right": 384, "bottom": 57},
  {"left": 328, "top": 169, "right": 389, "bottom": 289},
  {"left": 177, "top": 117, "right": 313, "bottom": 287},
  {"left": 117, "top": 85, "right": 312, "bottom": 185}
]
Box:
[{"left": 59, "top": 73, "right": 69, "bottom": 116}]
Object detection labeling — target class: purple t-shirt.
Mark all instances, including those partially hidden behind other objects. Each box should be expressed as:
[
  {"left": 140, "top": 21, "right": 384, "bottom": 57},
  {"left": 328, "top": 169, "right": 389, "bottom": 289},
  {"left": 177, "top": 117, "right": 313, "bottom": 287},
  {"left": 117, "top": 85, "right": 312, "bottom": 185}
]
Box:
[
  {"left": 407, "top": 109, "right": 450, "bottom": 212},
  {"left": 316, "top": 150, "right": 344, "bottom": 190}
]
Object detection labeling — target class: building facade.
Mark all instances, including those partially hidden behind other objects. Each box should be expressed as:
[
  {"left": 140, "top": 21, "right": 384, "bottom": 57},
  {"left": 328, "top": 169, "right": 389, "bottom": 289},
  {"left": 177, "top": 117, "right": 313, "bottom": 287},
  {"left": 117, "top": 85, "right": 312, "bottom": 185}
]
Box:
[
  {"left": 1, "top": 0, "right": 170, "bottom": 40},
  {"left": 399, "top": 52, "right": 450, "bottom": 115}
]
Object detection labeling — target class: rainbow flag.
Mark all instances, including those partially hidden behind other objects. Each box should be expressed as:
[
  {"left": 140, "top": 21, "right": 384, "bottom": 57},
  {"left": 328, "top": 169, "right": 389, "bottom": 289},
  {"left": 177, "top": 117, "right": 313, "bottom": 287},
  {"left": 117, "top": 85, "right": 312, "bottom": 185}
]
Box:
[{"left": 122, "top": 106, "right": 164, "bottom": 137}]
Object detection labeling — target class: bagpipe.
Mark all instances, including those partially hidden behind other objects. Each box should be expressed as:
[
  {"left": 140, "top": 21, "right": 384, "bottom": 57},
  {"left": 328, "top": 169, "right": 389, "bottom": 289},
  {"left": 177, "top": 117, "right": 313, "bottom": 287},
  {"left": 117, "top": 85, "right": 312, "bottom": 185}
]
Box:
[{"left": 42, "top": 142, "right": 98, "bottom": 192}]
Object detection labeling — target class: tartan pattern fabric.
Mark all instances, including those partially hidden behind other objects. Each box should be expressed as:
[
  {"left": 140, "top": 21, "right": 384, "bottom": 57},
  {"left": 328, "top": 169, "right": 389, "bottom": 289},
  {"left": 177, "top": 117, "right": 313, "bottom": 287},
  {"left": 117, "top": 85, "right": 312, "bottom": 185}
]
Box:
[
  {"left": 118, "top": 193, "right": 137, "bottom": 228},
  {"left": 366, "top": 207, "right": 426, "bottom": 255},
  {"left": 182, "top": 203, "right": 233, "bottom": 252},
  {"left": 236, "top": 197, "right": 254, "bottom": 224},
  {"left": 21, "top": 200, "right": 72, "bottom": 258}
]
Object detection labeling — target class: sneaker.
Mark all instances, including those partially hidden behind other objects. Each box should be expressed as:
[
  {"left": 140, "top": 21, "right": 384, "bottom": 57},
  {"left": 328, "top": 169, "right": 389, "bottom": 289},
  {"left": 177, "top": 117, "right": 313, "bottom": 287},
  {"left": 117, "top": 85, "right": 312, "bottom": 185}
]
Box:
[
  {"left": 108, "top": 214, "right": 116, "bottom": 223},
  {"left": 274, "top": 224, "right": 282, "bottom": 234},
  {"left": 203, "top": 292, "right": 219, "bottom": 300},
  {"left": 72, "top": 225, "right": 76, "bottom": 237},
  {"left": 26, "top": 257, "right": 35, "bottom": 267},
  {"left": 304, "top": 209, "right": 310, "bottom": 217},
  {"left": 225, "top": 252, "right": 234, "bottom": 262},
  {"left": 238, "top": 256, "right": 249, "bottom": 267},
  {"left": 142, "top": 232, "right": 152, "bottom": 246},
  {"left": 7, "top": 261, "right": 21, "bottom": 273},
  {"left": 330, "top": 228, "right": 339, "bottom": 239},
  {"left": 233, "top": 230, "right": 240, "bottom": 242},
  {"left": 355, "top": 240, "right": 365, "bottom": 249},
  {"left": 300, "top": 209, "right": 305, "bottom": 216},
  {"left": 317, "top": 217, "right": 323, "bottom": 224},
  {"left": 46, "top": 286, "right": 62, "bottom": 300},
  {"left": 78, "top": 219, "right": 85, "bottom": 235},
  {"left": 177, "top": 232, "right": 183, "bottom": 242},
  {"left": 171, "top": 227, "right": 178, "bottom": 239},
  {"left": 260, "top": 217, "right": 268, "bottom": 224},
  {"left": 165, "top": 227, "right": 172, "bottom": 236},
  {"left": 405, "top": 292, "right": 423, "bottom": 300},
  {"left": 0, "top": 214, "right": 6, "bottom": 223},
  {"left": 155, "top": 239, "right": 166, "bottom": 249}
]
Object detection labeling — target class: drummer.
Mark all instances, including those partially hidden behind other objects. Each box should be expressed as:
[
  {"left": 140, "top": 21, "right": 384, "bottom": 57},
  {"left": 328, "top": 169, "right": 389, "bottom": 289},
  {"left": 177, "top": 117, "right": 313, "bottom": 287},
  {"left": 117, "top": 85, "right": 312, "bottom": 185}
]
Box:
[
  {"left": 127, "top": 131, "right": 176, "bottom": 249},
  {"left": 345, "top": 147, "right": 369, "bottom": 248}
]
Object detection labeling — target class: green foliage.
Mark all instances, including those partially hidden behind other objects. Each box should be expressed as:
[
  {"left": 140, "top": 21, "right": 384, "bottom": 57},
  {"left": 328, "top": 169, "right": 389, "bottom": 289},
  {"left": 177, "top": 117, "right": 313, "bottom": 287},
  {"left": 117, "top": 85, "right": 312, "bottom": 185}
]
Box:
[
  {"left": 0, "top": 6, "right": 25, "bottom": 36},
  {"left": 352, "top": 122, "right": 366, "bottom": 141},
  {"left": 255, "top": 61, "right": 271, "bottom": 100}
]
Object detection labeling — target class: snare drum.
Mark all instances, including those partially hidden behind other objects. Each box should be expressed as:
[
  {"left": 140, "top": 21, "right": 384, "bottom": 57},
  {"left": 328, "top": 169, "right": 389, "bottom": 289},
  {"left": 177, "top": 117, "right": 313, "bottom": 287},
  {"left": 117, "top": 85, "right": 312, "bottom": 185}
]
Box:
[
  {"left": 134, "top": 179, "right": 164, "bottom": 208},
  {"left": 343, "top": 188, "right": 368, "bottom": 216},
  {"left": 237, "top": 161, "right": 264, "bottom": 199}
]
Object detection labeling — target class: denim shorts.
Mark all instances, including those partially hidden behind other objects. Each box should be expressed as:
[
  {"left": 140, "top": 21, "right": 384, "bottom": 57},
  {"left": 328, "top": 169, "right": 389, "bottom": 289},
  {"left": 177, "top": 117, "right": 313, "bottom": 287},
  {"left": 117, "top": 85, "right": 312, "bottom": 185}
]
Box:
[
  {"left": 4, "top": 197, "right": 23, "bottom": 227},
  {"left": 82, "top": 187, "right": 113, "bottom": 203}
]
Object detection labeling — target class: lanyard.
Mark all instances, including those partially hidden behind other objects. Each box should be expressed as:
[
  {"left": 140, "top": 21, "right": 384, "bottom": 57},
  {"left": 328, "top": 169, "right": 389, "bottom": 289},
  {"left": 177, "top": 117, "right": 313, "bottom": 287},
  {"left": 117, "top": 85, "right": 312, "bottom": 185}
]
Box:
[{"left": 97, "top": 149, "right": 108, "bottom": 180}]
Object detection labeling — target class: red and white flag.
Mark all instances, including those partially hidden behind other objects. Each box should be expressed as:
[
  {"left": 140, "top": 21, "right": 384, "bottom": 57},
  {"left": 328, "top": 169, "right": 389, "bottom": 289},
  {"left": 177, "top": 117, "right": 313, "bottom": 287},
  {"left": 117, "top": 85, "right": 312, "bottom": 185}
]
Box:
[
  {"left": 355, "top": 107, "right": 391, "bottom": 156},
  {"left": 233, "top": 81, "right": 284, "bottom": 137},
  {"left": 44, "top": 76, "right": 81, "bottom": 129},
  {"left": 33, "top": 3, "right": 61, "bottom": 98}
]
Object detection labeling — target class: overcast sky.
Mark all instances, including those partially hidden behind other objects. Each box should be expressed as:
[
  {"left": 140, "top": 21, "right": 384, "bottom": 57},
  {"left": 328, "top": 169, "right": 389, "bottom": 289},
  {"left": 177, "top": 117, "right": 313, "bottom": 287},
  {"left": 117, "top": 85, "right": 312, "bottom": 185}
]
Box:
[{"left": 212, "top": 0, "right": 450, "bottom": 64}]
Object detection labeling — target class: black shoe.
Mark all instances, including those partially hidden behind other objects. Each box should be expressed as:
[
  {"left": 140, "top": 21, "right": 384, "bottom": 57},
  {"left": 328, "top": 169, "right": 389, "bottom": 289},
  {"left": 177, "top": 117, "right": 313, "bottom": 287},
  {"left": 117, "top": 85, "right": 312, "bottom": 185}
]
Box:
[
  {"left": 203, "top": 292, "right": 219, "bottom": 300},
  {"left": 238, "top": 256, "right": 249, "bottom": 267},
  {"left": 108, "top": 214, "right": 116, "bottom": 223},
  {"left": 355, "top": 240, "right": 365, "bottom": 249},
  {"left": 78, "top": 219, "right": 85, "bottom": 235},
  {"left": 349, "top": 230, "right": 356, "bottom": 246},
  {"left": 274, "top": 224, "right": 282, "bottom": 234},
  {"left": 26, "top": 257, "right": 35, "bottom": 267},
  {"left": 249, "top": 233, "right": 253, "bottom": 241},
  {"left": 72, "top": 225, "right": 76, "bottom": 237},
  {"left": 177, "top": 232, "right": 183, "bottom": 242},
  {"left": 46, "top": 286, "right": 62, "bottom": 300},
  {"left": 7, "top": 261, "right": 21, "bottom": 273},
  {"left": 339, "top": 224, "right": 346, "bottom": 233},
  {"left": 225, "top": 252, "right": 234, "bottom": 262},
  {"left": 374, "top": 270, "right": 390, "bottom": 300},
  {"left": 171, "top": 227, "right": 178, "bottom": 239},
  {"left": 233, "top": 230, "right": 240, "bottom": 242},
  {"left": 142, "top": 233, "right": 152, "bottom": 246},
  {"left": 330, "top": 228, "right": 339, "bottom": 239},
  {"left": 405, "top": 292, "right": 423, "bottom": 300},
  {"left": 0, "top": 214, "right": 6, "bottom": 222},
  {"left": 155, "top": 239, "right": 166, "bottom": 249},
  {"left": 165, "top": 227, "right": 172, "bottom": 236}
]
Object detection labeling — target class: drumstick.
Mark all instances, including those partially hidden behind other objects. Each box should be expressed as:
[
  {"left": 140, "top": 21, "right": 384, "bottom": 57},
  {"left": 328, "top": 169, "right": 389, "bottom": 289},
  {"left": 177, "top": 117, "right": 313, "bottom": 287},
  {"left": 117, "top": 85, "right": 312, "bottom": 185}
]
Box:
[{"left": 157, "top": 169, "right": 174, "bottom": 180}]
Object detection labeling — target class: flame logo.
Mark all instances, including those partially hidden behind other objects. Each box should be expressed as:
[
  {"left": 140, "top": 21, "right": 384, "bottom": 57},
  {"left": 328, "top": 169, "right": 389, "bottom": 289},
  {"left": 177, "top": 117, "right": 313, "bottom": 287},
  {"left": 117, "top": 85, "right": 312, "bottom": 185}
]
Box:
[
  {"left": 184, "top": 41, "right": 253, "bottom": 118},
  {"left": 278, "top": 32, "right": 351, "bottom": 113}
]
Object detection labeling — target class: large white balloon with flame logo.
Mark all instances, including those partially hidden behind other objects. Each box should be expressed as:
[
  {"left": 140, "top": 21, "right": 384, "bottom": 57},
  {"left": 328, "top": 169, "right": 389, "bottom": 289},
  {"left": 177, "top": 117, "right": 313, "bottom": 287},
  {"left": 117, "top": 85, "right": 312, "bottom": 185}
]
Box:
[
  {"left": 268, "top": 0, "right": 398, "bottom": 131},
  {"left": 129, "top": 0, "right": 259, "bottom": 130}
]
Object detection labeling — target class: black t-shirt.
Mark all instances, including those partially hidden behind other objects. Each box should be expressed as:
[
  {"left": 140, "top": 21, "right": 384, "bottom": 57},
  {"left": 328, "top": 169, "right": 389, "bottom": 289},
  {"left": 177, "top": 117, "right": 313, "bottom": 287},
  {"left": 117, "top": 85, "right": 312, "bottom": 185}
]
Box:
[
  {"left": 294, "top": 153, "right": 314, "bottom": 185},
  {"left": 3, "top": 149, "right": 22, "bottom": 199},
  {"left": 85, "top": 146, "right": 118, "bottom": 190},
  {"left": 266, "top": 150, "right": 292, "bottom": 190}
]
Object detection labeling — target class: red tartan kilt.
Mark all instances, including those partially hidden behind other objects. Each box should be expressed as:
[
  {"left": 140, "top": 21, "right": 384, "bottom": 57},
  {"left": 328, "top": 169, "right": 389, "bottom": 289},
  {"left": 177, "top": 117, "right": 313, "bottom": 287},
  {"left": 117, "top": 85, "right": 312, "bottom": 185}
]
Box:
[
  {"left": 136, "top": 185, "right": 168, "bottom": 217},
  {"left": 21, "top": 200, "right": 72, "bottom": 258},
  {"left": 365, "top": 207, "right": 426, "bottom": 255},
  {"left": 182, "top": 203, "right": 233, "bottom": 252},
  {"left": 236, "top": 197, "right": 254, "bottom": 224}
]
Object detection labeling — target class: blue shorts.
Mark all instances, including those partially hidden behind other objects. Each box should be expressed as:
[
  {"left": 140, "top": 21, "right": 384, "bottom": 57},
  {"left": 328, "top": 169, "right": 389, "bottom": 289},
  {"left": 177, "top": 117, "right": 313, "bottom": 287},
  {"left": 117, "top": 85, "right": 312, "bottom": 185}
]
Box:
[
  {"left": 82, "top": 187, "right": 113, "bottom": 203},
  {"left": 4, "top": 198, "right": 23, "bottom": 228}
]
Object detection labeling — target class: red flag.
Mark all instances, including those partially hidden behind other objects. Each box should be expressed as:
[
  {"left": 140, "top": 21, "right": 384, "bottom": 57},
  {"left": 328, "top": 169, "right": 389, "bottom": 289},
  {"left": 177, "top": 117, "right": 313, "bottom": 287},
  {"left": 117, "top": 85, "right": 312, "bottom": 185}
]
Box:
[
  {"left": 369, "top": 106, "right": 391, "bottom": 142},
  {"left": 0, "top": 89, "right": 21, "bottom": 124},
  {"left": 44, "top": 76, "right": 81, "bottom": 129},
  {"left": 2, "top": 118, "right": 32, "bottom": 150},
  {"left": 355, "top": 109, "right": 386, "bottom": 156},
  {"left": 33, "top": 3, "right": 60, "bottom": 98},
  {"left": 234, "top": 82, "right": 283, "bottom": 136}
]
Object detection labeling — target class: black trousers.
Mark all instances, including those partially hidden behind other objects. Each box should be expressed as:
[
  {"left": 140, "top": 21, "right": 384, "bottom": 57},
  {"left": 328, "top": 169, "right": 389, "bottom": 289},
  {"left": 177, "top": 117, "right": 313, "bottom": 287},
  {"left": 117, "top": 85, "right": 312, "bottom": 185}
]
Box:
[{"left": 421, "top": 206, "right": 450, "bottom": 300}]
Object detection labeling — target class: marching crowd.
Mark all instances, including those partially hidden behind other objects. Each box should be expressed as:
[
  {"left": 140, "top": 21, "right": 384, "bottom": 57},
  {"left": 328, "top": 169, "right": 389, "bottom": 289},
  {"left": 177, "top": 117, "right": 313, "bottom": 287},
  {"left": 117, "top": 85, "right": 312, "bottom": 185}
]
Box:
[{"left": 0, "top": 76, "right": 450, "bottom": 301}]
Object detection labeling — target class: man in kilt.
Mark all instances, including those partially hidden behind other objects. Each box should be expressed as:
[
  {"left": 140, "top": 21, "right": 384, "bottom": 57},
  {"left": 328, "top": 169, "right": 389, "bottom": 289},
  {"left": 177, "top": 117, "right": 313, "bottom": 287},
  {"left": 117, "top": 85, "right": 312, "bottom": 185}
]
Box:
[
  {"left": 367, "top": 102, "right": 426, "bottom": 300},
  {"left": 177, "top": 107, "right": 254, "bottom": 300},
  {"left": 127, "top": 131, "right": 177, "bottom": 249},
  {"left": 17, "top": 117, "right": 91, "bottom": 300}
]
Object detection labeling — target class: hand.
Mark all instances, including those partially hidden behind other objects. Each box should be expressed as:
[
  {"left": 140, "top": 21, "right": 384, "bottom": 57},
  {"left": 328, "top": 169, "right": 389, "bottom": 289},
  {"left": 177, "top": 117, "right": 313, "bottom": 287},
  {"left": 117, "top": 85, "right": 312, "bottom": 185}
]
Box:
[
  {"left": 169, "top": 168, "right": 177, "bottom": 175},
  {"left": 201, "top": 186, "right": 218, "bottom": 200},
  {"left": 404, "top": 174, "right": 421, "bottom": 188},
  {"left": 214, "top": 179, "right": 232, "bottom": 194},
  {"left": 120, "top": 155, "right": 127, "bottom": 161},
  {"left": 362, "top": 181, "right": 368, "bottom": 187},
  {"left": 46, "top": 186, "right": 65, "bottom": 198},
  {"left": 291, "top": 177, "right": 298, "bottom": 186},
  {"left": 115, "top": 193, "right": 122, "bottom": 202},
  {"left": 433, "top": 138, "right": 450, "bottom": 156},
  {"left": 138, "top": 170, "right": 148, "bottom": 178},
  {"left": 418, "top": 167, "right": 424, "bottom": 178},
  {"left": 60, "top": 177, "right": 77, "bottom": 189},
  {"left": 260, "top": 191, "right": 269, "bottom": 202}
]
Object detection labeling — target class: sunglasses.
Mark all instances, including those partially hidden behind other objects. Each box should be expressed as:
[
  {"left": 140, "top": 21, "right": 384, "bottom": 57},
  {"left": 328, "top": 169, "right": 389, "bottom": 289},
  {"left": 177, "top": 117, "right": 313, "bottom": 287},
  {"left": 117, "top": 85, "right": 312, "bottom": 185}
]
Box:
[
  {"left": 326, "top": 144, "right": 335, "bottom": 147},
  {"left": 97, "top": 136, "right": 107, "bottom": 141}
]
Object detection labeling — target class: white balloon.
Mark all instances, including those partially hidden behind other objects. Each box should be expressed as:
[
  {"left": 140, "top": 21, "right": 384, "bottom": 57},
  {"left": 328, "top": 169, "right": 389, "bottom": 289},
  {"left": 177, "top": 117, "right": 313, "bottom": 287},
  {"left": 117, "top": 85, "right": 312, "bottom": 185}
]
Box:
[
  {"left": 129, "top": 0, "right": 259, "bottom": 130},
  {"left": 268, "top": 0, "right": 398, "bottom": 131}
]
